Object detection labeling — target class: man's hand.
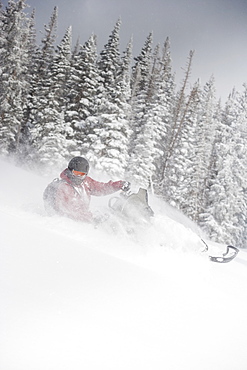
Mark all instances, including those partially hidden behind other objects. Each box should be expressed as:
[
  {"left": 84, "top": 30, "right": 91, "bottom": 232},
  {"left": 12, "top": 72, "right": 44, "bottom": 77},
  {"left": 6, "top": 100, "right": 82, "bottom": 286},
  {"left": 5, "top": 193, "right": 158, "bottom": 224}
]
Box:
[{"left": 121, "top": 181, "right": 131, "bottom": 192}]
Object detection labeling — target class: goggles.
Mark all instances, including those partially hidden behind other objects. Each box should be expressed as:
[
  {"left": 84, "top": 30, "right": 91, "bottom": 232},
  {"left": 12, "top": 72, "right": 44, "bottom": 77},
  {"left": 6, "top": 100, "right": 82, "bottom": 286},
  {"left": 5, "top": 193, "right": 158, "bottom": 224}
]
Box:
[{"left": 72, "top": 170, "right": 87, "bottom": 177}]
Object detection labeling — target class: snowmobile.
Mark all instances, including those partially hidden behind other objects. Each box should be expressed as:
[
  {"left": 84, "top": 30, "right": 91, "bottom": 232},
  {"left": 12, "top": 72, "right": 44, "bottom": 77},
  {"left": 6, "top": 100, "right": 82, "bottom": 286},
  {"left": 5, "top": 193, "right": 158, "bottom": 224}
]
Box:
[
  {"left": 108, "top": 188, "right": 239, "bottom": 264},
  {"left": 108, "top": 187, "right": 154, "bottom": 225}
]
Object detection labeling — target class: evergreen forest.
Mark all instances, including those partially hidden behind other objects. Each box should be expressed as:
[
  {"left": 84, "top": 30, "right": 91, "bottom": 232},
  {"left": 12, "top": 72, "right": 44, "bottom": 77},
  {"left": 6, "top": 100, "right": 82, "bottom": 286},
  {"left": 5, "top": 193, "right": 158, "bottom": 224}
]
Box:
[{"left": 1, "top": 0, "right": 247, "bottom": 248}]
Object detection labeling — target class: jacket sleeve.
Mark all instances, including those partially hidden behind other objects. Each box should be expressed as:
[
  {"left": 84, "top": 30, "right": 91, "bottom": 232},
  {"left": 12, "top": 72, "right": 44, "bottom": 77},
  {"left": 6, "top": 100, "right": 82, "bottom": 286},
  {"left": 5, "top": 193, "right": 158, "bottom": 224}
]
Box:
[
  {"left": 55, "top": 182, "right": 93, "bottom": 222},
  {"left": 86, "top": 177, "right": 124, "bottom": 196}
]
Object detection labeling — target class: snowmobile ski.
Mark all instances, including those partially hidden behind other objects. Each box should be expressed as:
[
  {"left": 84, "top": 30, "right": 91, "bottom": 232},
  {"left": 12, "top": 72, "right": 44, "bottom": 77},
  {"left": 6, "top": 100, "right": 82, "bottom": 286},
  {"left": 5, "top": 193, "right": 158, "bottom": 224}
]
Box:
[
  {"left": 208, "top": 245, "right": 239, "bottom": 263},
  {"left": 200, "top": 239, "right": 239, "bottom": 263}
]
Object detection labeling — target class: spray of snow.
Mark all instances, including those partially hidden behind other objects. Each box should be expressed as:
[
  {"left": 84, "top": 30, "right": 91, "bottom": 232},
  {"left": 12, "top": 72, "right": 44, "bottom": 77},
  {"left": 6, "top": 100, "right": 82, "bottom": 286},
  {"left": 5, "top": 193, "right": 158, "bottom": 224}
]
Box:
[{"left": 1, "top": 157, "right": 247, "bottom": 370}]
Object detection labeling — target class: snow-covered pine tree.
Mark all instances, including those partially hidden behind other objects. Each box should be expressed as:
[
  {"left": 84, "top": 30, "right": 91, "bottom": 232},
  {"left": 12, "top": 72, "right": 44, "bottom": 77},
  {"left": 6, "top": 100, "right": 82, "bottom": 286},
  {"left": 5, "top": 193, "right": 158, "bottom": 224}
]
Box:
[
  {"left": 18, "top": 8, "right": 38, "bottom": 162},
  {"left": 29, "top": 10, "right": 71, "bottom": 171},
  {"left": 203, "top": 88, "right": 247, "bottom": 247},
  {"left": 0, "top": 0, "right": 5, "bottom": 111},
  {"left": 130, "top": 33, "right": 153, "bottom": 141},
  {"left": 126, "top": 41, "right": 174, "bottom": 189},
  {"left": 51, "top": 26, "right": 72, "bottom": 108},
  {"left": 162, "top": 82, "right": 200, "bottom": 213},
  {"left": 0, "top": 0, "right": 30, "bottom": 157},
  {"left": 27, "top": 6, "right": 58, "bottom": 156},
  {"left": 233, "top": 85, "right": 247, "bottom": 248},
  {"left": 88, "top": 19, "right": 131, "bottom": 177},
  {"left": 126, "top": 33, "right": 154, "bottom": 186},
  {"left": 187, "top": 76, "right": 218, "bottom": 222},
  {"left": 161, "top": 50, "right": 194, "bottom": 176},
  {"left": 125, "top": 50, "right": 157, "bottom": 187},
  {"left": 161, "top": 51, "right": 198, "bottom": 205},
  {"left": 66, "top": 34, "right": 101, "bottom": 155},
  {"left": 50, "top": 26, "right": 73, "bottom": 152},
  {"left": 121, "top": 37, "right": 133, "bottom": 105},
  {"left": 145, "top": 38, "right": 176, "bottom": 193},
  {"left": 36, "top": 6, "right": 58, "bottom": 79},
  {"left": 0, "top": 0, "right": 5, "bottom": 82}
]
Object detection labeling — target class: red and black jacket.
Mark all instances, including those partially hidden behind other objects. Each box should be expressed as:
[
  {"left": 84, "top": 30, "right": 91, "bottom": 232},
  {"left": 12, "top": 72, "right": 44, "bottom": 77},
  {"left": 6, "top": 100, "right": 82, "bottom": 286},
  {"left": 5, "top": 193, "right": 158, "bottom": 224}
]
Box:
[{"left": 55, "top": 169, "right": 123, "bottom": 222}]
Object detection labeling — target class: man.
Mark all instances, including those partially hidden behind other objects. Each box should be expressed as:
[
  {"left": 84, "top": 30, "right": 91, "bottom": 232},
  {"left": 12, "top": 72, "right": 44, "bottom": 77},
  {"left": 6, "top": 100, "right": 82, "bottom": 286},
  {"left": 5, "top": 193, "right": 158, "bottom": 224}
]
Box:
[{"left": 45, "top": 156, "right": 130, "bottom": 223}]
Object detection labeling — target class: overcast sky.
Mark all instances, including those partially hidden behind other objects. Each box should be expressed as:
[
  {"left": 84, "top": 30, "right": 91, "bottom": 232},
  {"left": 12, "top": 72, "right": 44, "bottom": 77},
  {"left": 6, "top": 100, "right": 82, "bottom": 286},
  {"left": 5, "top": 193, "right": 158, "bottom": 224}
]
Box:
[{"left": 3, "top": 0, "right": 247, "bottom": 101}]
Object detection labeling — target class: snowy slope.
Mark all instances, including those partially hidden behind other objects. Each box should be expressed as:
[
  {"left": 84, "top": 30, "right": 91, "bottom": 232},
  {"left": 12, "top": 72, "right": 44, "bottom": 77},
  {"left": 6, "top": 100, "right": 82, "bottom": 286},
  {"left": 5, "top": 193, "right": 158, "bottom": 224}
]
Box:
[{"left": 1, "top": 158, "right": 247, "bottom": 370}]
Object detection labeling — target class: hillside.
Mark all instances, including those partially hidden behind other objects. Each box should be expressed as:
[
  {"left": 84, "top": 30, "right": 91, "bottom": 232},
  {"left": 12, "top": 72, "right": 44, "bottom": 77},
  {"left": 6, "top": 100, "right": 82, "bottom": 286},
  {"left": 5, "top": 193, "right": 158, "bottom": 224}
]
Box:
[{"left": 1, "top": 158, "right": 247, "bottom": 370}]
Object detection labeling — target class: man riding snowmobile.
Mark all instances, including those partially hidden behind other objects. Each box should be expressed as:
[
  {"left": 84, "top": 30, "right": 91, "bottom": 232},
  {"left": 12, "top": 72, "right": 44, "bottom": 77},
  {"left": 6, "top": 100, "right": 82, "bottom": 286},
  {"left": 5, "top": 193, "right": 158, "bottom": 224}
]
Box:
[{"left": 43, "top": 156, "right": 130, "bottom": 223}]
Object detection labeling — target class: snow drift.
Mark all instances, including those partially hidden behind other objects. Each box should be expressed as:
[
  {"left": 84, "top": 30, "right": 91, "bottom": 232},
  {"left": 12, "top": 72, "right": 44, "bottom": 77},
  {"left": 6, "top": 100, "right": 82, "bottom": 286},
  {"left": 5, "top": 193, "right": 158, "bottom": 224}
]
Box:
[{"left": 1, "top": 158, "right": 247, "bottom": 370}]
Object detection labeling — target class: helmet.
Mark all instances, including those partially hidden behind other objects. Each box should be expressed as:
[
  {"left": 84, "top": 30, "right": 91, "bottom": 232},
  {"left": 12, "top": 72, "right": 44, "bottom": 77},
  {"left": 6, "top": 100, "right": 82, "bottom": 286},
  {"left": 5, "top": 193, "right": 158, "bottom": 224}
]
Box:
[
  {"left": 68, "top": 157, "right": 89, "bottom": 174},
  {"left": 67, "top": 157, "right": 89, "bottom": 185}
]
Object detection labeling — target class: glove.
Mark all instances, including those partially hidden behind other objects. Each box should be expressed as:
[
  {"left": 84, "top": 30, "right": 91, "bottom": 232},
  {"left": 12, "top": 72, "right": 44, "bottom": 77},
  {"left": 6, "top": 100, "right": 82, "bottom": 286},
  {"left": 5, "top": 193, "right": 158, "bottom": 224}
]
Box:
[{"left": 121, "top": 181, "right": 131, "bottom": 192}]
